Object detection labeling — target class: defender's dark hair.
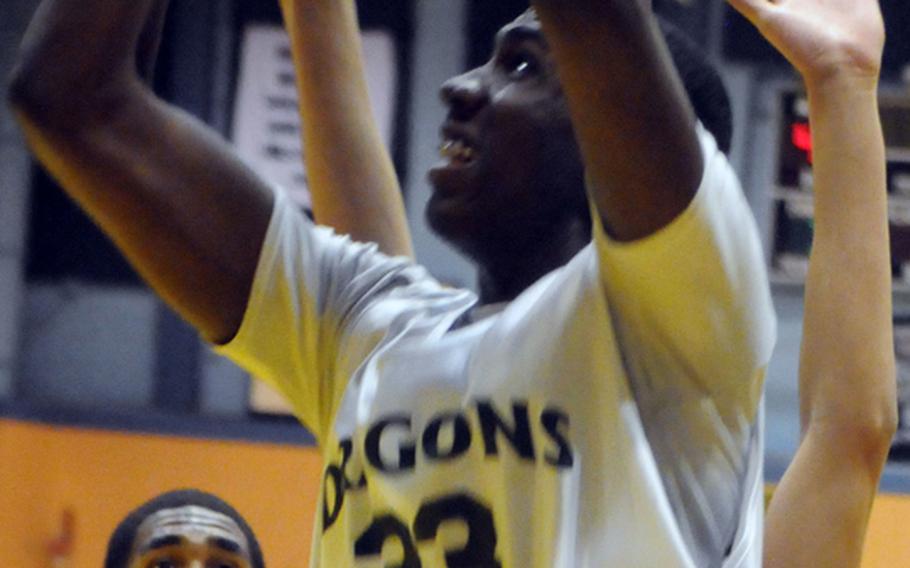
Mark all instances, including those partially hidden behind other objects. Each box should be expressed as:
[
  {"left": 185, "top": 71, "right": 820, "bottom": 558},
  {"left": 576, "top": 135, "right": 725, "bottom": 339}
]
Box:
[
  {"left": 104, "top": 489, "right": 265, "bottom": 568},
  {"left": 658, "top": 17, "right": 734, "bottom": 155}
]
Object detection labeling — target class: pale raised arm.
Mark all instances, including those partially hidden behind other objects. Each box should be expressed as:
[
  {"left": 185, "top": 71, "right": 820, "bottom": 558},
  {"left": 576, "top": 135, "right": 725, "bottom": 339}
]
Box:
[
  {"left": 725, "top": 1, "right": 897, "bottom": 566},
  {"left": 280, "top": 0, "right": 413, "bottom": 257}
]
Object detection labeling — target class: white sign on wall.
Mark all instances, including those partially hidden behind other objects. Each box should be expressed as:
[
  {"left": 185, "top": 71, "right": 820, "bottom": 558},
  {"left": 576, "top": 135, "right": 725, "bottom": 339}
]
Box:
[
  {"left": 232, "top": 24, "right": 398, "bottom": 209},
  {"left": 233, "top": 24, "right": 399, "bottom": 415}
]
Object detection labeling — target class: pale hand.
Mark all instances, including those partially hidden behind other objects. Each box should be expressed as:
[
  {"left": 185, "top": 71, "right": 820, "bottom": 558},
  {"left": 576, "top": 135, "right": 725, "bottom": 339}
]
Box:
[{"left": 726, "top": 0, "right": 884, "bottom": 86}]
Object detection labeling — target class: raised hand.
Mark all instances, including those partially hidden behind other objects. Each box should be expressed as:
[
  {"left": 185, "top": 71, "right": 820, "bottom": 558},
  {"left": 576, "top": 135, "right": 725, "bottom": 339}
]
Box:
[{"left": 726, "top": 0, "right": 884, "bottom": 86}]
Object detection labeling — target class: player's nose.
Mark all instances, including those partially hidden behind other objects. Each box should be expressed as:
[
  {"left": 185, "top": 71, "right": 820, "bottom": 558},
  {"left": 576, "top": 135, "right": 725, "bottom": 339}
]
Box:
[{"left": 440, "top": 68, "right": 490, "bottom": 121}]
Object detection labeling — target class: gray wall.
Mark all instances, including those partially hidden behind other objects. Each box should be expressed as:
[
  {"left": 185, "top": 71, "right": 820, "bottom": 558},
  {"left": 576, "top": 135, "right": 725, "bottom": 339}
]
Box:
[
  {"left": 403, "top": 0, "right": 474, "bottom": 290},
  {"left": 0, "top": 0, "right": 35, "bottom": 399}
]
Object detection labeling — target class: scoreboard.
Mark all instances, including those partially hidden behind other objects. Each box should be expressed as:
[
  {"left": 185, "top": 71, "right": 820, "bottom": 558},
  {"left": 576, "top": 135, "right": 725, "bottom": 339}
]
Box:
[{"left": 770, "top": 88, "right": 910, "bottom": 285}]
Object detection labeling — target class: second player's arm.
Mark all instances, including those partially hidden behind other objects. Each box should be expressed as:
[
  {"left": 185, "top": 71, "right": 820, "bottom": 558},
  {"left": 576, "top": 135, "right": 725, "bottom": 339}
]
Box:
[
  {"left": 764, "top": 74, "right": 896, "bottom": 568},
  {"left": 7, "top": 0, "right": 274, "bottom": 343},
  {"left": 717, "top": 0, "right": 898, "bottom": 564},
  {"left": 280, "top": 0, "right": 413, "bottom": 257}
]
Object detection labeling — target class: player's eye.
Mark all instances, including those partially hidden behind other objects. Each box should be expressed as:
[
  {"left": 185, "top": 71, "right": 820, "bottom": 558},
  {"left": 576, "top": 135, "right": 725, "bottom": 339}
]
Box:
[{"left": 501, "top": 51, "right": 539, "bottom": 80}]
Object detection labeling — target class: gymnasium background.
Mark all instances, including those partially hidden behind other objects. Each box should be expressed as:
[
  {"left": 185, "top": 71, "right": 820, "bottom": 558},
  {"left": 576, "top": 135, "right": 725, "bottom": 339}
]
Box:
[{"left": 1, "top": 0, "right": 910, "bottom": 565}]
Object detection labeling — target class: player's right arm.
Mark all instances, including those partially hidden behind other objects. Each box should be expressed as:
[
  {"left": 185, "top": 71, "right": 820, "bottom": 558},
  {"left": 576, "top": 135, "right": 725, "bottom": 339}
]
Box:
[
  {"left": 7, "top": 0, "right": 274, "bottom": 344},
  {"left": 724, "top": 0, "right": 897, "bottom": 566},
  {"left": 279, "top": 0, "right": 413, "bottom": 258}
]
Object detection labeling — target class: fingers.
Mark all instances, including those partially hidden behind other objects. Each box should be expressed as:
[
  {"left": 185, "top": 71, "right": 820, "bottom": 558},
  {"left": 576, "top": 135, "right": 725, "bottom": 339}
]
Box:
[{"left": 725, "top": 0, "right": 769, "bottom": 24}]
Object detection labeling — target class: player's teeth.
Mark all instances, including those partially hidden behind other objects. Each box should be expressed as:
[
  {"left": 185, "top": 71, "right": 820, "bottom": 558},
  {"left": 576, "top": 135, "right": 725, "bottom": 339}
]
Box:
[{"left": 440, "top": 139, "right": 474, "bottom": 161}]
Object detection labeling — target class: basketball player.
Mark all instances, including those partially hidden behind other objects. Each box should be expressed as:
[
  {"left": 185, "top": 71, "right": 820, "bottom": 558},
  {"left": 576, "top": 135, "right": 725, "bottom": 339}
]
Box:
[
  {"left": 105, "top": 489, "right": 265, "bottom": 568},
  {"left": 286, "top": 0, "right": 897, "bottom": 566},
  {"left": 281, "top": 2, "right": 770, "bottom": 565},
  {"left": 9, "top": 0, "right": 775, "bottom": 566}
]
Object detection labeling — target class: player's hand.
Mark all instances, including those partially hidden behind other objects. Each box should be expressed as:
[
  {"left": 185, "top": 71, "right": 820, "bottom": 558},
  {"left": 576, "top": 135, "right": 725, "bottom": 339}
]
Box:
[{"left": 726, "top": 0, "right": 884, "bottom": 87}]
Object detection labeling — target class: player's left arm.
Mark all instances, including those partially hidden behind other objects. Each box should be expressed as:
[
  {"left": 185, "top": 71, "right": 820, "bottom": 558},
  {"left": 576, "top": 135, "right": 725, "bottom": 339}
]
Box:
[
  {"left": 531, "top": 0, "right": 701, "bottom": 242},
  {"left": 532, "top": 0, "right": 775, "bottom": 402}
]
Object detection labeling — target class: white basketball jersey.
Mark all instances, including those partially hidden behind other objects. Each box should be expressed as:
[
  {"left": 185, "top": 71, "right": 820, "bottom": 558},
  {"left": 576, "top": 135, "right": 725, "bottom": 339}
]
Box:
[{"left": 218, "top": 126, "right": 776, "bottom": 567}]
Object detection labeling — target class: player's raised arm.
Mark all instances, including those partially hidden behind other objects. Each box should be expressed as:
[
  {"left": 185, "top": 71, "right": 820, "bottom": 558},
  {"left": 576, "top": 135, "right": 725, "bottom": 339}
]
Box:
[
  {"left": 723, "top": 0, "right": 897, "bottom": 566},
  {"left": 279, "top": 0, "right": 413, "bottom": 258},
  {"left": 7, "top": 0, "right": 274, "bottom": 344},
  {"left": 530, "top": 0, "right": 702, "bottom": 241}
]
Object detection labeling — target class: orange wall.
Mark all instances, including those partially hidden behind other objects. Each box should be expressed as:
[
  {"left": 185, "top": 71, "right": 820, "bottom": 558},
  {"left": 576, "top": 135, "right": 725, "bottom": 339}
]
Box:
[
  {"left": 0, "top": 419, "right": 323, "bottom": 568},
  {"left": 862, "top": 493, "right": 910, "bottom": 567},
  {"left": 3, "top": 418, "right": 910, "bottom": 567}
]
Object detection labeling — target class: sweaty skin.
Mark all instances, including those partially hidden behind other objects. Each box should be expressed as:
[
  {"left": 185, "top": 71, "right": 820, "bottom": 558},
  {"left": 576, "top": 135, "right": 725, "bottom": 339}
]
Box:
[{"left": 725, "top": 0, "right": 897, "bottom": 566}]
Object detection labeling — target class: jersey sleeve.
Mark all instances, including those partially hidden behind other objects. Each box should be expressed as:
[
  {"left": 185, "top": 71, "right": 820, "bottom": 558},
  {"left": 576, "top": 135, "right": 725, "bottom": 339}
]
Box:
[
  {"left": 214, "top": 187, "right": 416, "bottom": 442},
  {"left": 591, "top": 124, "right": 776, "bottom": 561},
  {"left": 593, "top": 122, "right": 776, "bottom": 408}
]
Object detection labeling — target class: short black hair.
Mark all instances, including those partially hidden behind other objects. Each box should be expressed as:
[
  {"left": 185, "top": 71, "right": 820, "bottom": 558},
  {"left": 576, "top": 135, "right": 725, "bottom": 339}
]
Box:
[
  {"left": 657, "top": 17, "right": 734, "bottom": 154},
  {"left": 104, "top": 489, "right": 266, "bottom": 568}
]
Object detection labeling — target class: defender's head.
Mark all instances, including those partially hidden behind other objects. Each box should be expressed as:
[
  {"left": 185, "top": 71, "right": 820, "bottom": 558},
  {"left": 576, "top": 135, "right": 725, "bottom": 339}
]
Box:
[{"left": 104, "top": 489, "right": 265, "bottom": 568}]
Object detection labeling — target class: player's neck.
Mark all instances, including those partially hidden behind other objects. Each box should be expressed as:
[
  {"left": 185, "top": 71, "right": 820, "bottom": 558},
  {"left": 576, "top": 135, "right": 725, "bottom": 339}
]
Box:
[{"left": 475, "top": 218, "right": 588, "bottom": 305}]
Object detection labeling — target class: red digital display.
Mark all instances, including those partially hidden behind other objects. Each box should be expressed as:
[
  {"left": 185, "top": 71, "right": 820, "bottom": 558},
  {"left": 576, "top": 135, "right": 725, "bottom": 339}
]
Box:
[{"left": 791, "top": 122, "right": 813, "bottom": 164}]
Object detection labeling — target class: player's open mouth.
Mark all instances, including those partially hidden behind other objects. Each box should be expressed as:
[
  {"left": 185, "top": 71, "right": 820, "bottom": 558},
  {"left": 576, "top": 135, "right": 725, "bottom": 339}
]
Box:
[
  {"left": 428, "top": 124, "right": 481, "bottom": 194},
  {"left": 439, "top": 137, "right": 476, "bottom": 166}
]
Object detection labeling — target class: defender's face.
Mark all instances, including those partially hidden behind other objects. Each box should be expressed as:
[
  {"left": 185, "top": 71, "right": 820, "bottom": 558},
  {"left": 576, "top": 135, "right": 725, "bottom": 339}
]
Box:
[
  {"left": 427, "top": 10, "right": 584, "bottom": 250},
  {"left": 128, "top": 506, "right": 252, "bottom": 568}
]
